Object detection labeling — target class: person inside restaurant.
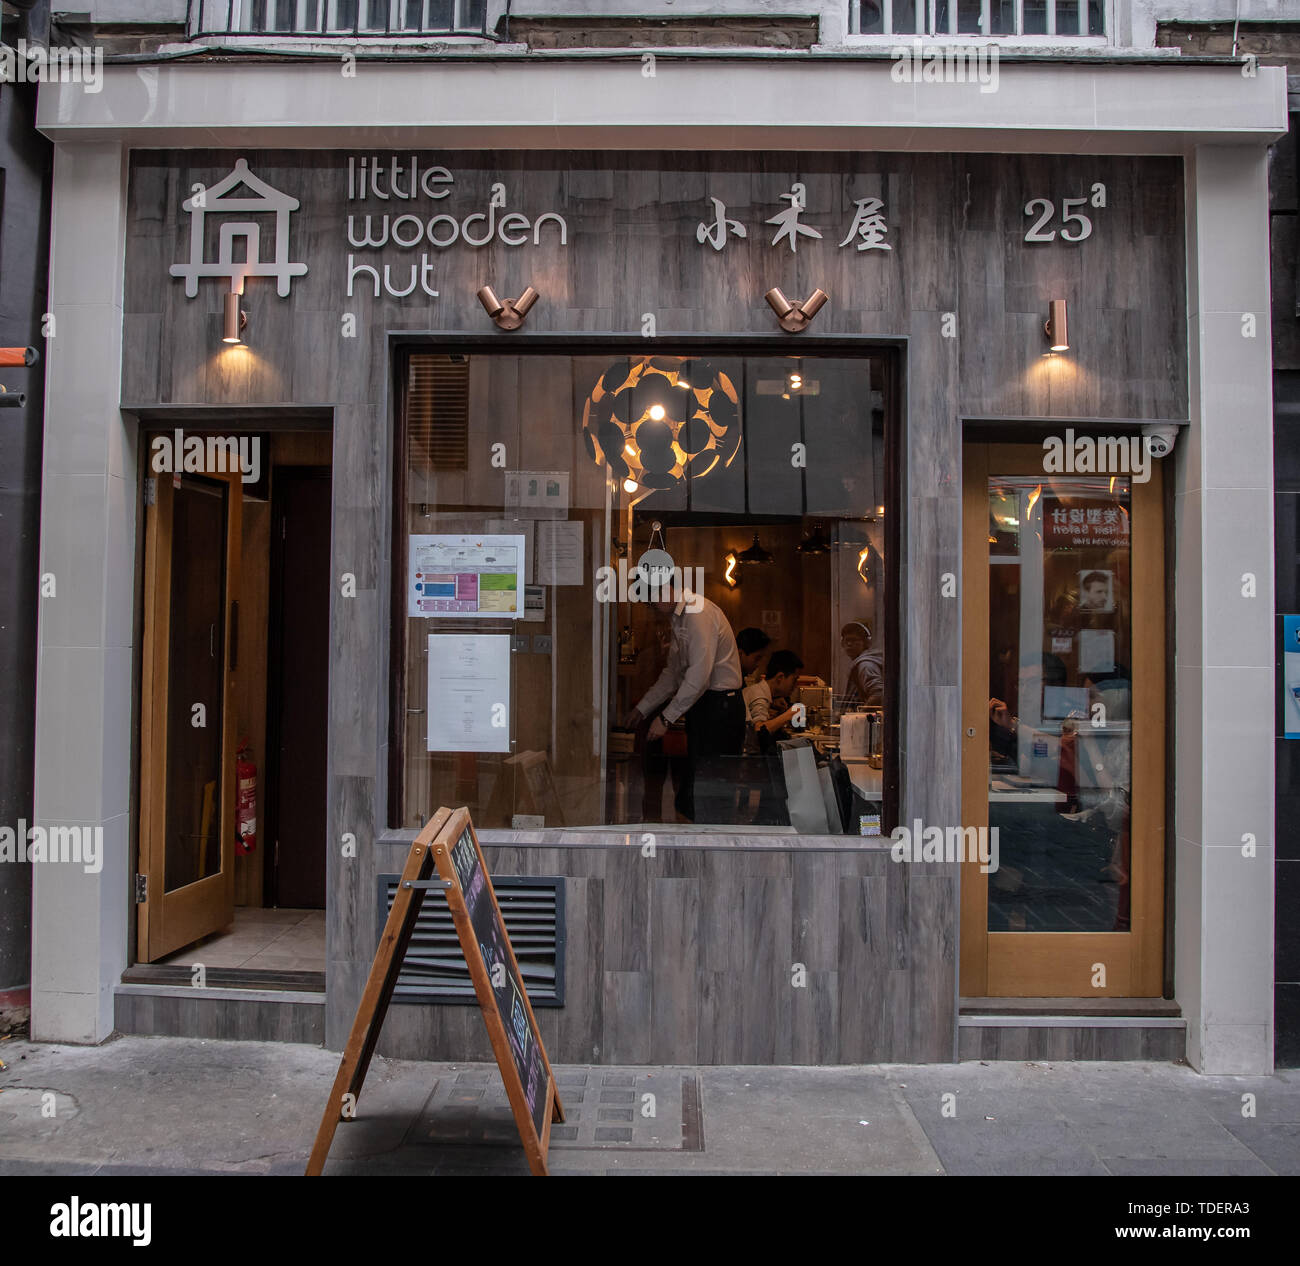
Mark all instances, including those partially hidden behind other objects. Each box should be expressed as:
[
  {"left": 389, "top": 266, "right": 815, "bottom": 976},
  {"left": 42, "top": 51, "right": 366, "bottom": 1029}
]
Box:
[
  {"left": 623, "top": 578, "right": 745, "bottom": 824},
  {"left": 839, "top": 620, "right": 883, "bottom": 708},
  {"left": 743, "top": 649, "right": 805, "bottom": 753},
  {"left": 736, "top": 626, "right": 773, "bottom": 685}
]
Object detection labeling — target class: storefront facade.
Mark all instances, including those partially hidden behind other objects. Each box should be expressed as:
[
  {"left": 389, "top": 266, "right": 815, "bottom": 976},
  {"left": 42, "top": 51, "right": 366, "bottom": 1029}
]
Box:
[{"left": 29, "top": 56, "right": 1285, "bottom": 1073}]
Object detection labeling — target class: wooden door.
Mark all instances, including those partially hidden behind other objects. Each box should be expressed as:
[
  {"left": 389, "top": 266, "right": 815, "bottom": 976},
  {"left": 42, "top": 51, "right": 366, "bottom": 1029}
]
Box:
[
  {"left": 960, "top": 442, "right": 1165, "bottom": 997},
  {"left": 138, "top": 471, "right": 242, "bottom": 961}
]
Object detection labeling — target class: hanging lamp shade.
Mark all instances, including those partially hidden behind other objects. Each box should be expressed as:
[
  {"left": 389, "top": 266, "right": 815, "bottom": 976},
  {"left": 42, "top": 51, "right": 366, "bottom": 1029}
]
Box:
[
  {"left": 581, "top": 356, "right": 742, "bottom": 493},
  {"left": 797, "top": 522, "right": 832, "bottom": 555},
  {"left": 737, "top": 532, "right": 775, "bottom": 565}
]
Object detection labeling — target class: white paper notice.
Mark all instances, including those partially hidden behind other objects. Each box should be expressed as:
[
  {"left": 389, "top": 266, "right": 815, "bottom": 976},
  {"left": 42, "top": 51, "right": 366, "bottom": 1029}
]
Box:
[
  {"left": 1077, "top": 629, "right": 1116, "bottom": 675},
  {"left": 427, "top": 634, "right": 511, "bottom": 753},
  {"left": 504, "top": 470, "right": 569, "bottom": 520},
  {"left": 536, "top": 520, "right": 584, "bottom": 586}
]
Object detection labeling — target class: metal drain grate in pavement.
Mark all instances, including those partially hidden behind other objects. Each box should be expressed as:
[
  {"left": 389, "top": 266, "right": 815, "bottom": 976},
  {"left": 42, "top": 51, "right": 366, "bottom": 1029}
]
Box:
[{"left": 415, "top": 1069, "right": 704, "bottom": 1152}]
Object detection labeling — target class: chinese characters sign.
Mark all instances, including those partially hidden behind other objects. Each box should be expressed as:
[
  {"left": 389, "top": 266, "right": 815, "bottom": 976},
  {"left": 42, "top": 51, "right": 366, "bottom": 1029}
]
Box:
[
  {"left": 697, "top": 184, "right": 892, "bottom": 255},
  {"left": 1042, "top": 499, "right": 1130, "bottom": 550}
]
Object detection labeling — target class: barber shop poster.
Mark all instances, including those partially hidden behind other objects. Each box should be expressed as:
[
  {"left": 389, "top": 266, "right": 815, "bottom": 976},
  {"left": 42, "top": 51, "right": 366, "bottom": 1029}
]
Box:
[{"left": 1286, "top": 616, "right": 1300, "bottom": 739}]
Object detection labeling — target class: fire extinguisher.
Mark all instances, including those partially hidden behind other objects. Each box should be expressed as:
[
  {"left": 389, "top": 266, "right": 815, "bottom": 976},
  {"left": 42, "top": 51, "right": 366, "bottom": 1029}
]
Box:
[{"left": 236, "top": 739, "right": 257, "bottom": 854}]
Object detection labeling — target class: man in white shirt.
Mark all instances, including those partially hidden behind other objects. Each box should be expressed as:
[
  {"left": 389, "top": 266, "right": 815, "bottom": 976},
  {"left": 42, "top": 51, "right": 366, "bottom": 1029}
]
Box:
[{"left": 622, "top": 583, "right": 744, "bottom": 823}]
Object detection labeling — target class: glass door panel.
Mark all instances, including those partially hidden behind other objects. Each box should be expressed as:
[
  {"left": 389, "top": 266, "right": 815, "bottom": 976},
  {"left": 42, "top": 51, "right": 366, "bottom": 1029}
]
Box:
[{"left": 961, "top": 443, "right": 1164, "bottom": 998}]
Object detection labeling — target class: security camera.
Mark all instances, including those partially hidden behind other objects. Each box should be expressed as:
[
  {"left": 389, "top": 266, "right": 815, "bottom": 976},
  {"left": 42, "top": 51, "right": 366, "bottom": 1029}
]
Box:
[{"left": 1141, "top": 423, "right": 1179, "bottom": 459}]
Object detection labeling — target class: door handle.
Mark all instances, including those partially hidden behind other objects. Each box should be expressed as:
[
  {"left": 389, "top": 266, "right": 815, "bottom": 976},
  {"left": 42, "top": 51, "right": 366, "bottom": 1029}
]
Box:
[{"left": 229, "top": 601, "right": 239, "bottom": 671}]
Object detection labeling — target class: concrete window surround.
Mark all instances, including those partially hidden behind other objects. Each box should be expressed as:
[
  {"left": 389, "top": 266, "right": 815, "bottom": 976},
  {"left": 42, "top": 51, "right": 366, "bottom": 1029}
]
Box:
[{"left": 29, "top": 59, "right": 1285, "bottom": 1073}]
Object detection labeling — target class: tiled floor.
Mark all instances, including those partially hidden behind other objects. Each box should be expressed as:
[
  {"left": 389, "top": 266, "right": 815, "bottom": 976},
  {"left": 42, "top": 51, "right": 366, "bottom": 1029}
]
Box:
[{"left": 155, "top": 908, "right": 325, "bottom": 972}]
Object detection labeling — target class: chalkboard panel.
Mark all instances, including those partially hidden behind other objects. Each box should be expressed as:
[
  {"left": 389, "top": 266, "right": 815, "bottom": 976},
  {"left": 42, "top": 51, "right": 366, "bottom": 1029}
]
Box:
[{"left": 447, "top": 822, "right": 551, "bottom": 1140}]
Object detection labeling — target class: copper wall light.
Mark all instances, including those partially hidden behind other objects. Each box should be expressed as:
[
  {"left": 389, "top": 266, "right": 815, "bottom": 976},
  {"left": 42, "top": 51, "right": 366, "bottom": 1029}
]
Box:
[
  {"left": 477, "top": 285, "right": 540, "bottom": 331},
  {"left": 723, "top": 551, "right": 740, "bottom": 588},
  {"left": 1045, "top": 299, "right": 1069, "bottom": 352},
  {"left": 765, "top": 287, "right": 829, "bottom": 334},
  {"left": 223, "top": 291, "right": 247, "bottom": 345}
]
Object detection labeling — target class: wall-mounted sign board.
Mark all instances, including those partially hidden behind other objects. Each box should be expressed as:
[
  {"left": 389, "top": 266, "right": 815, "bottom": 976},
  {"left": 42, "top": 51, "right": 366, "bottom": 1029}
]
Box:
[
  {"left": 306, "top": 806, "right": 563, "bottom": 1176},
  {"left": 1286, "top": 616, "right": 1300, "bottom": 740}
]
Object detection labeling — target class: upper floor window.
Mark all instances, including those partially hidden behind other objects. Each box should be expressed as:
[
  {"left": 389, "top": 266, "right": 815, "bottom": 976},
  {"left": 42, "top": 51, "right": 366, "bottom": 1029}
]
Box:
[
  {"left": 855, "top": 0, "right": 1105, "bottom": 38},
  {"left": 188, "top": 0, "right": 497, "bottom": 39}
]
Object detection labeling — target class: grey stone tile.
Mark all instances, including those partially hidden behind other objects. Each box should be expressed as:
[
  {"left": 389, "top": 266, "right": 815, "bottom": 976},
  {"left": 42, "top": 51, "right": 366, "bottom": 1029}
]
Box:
[
  {"left": 1102, "top": 1156, "right": 1274, "bottom": 1176},
  {"left": 915, "top": 1121, "right": 1109, "bottom": 1176}
]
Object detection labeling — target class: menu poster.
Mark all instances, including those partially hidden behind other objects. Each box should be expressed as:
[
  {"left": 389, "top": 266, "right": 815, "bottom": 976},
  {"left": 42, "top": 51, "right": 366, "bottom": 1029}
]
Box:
[
  {"left": 1285, "top": 615, "right": 1300, "bottom": 740},
  {"left": 409, "top": 534, "right": 525, "bottom": 618},
  {"left": 505, "top": 470, "right": 569, "bottom": 521},
  {"left": 1042, "top": 498, "right": 1130, "bottom": 550},
  {"left": 427, "top": 634, "right": 511, "bottom": 753}
]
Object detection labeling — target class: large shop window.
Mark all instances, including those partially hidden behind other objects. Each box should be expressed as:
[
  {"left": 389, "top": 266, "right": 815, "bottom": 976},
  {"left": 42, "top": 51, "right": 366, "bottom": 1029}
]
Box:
[{"left": 391, "top": 350, "right": 897, "bottom": 835}]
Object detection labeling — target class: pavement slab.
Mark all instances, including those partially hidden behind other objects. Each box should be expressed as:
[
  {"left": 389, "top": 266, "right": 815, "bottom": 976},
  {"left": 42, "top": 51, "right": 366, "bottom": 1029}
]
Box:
[{"left": 0, "top": 1035, "right": 1296, "bottom": 1176}]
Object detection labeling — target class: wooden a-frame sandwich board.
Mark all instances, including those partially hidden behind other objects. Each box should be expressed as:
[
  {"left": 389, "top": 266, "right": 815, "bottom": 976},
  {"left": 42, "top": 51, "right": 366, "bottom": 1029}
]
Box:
[{"left": 306, "top": 806, "right": 564, "bottom": 1176}]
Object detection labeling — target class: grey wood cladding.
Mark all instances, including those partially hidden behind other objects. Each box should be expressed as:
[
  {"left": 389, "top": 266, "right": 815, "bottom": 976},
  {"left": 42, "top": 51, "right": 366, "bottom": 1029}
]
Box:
[
  {"left": 121, "top": 149, "right": 1187, "bottom": 1059},
  {"left": 371, "top": 843, "right": 957, "bottom": 1064}
]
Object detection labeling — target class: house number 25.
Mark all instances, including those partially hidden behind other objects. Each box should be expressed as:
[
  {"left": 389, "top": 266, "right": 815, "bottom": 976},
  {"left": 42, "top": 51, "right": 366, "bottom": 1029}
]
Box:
[{"left": 1023, "top": 184, "right": 1106, "bottom": 243}]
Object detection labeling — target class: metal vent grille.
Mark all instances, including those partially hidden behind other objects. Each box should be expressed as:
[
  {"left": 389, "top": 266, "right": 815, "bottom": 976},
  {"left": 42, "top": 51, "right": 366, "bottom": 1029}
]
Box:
[
  {"left": 377, "top": 874, "right": 565, "bottom": 1006},
  {"left": 406, "top": 353, "right": 470, "bottom": 472}
]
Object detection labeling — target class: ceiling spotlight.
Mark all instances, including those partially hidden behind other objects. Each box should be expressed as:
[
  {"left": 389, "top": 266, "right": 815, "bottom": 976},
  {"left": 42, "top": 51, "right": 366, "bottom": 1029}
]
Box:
[
  {"left": 765, "top": 287, "right": 829, "bottom": 334},
  {"left": 477, "top": 284, "right": 540, "bottom": 331},
  {"left": 623, "top": 477, "right": 639, "bottom": 494},
  {"left": 648, "top": 403, "right": 666, "bottom": 421},
  {"left": 1045, "top": 299, "right": 1069, "bottom": 352}
]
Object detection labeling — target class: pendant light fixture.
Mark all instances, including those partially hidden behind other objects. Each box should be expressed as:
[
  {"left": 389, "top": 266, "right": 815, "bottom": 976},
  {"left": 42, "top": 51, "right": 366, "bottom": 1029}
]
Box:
[
  {"left": 797, "top": 521, "right": 832, "bottom": 555},
  {"left": 737, "top": 532, "right": 775, "bottom": 565}
]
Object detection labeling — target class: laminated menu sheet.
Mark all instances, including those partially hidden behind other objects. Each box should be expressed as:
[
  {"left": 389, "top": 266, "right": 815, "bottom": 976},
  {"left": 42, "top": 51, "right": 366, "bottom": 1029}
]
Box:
[{"left": 408, "top": 534, "right": 525, "bottom": 617}]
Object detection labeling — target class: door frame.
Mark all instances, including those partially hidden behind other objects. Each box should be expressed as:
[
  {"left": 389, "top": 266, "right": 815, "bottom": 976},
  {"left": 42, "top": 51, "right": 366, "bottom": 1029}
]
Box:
[
  {"left": 137, "top": 468, "right": 243, "bottom": 961},
  {"left": 960, "top": 440, "right": 1166, "bottom": 997}
]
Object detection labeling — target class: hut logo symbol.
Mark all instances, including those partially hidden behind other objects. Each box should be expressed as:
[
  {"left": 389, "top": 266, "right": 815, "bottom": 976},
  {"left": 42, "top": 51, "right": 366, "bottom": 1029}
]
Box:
[{"left": 170, "top": 157, "right": 308, "bottom": 298}]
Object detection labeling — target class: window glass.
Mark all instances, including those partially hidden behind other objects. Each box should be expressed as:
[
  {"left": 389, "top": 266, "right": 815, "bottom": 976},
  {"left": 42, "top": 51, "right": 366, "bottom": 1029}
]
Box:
[
  {"left": 392, "top": 352, "right": 894, "bottom": 836},
  {"left": 859, "top": 0, "right": 885, "bottom": 35}
]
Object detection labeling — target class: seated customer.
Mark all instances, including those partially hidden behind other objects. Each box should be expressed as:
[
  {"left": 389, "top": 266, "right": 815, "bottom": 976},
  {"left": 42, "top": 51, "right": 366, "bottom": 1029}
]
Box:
[
  {"left": 735, "top": 626, "right": 773, "bottom": 685},
  {"left": 743, "top": 650, "right": 804, "bottom": 753},
  {"left": 840, "top": 621, "right": 883, "bottom": 709}
]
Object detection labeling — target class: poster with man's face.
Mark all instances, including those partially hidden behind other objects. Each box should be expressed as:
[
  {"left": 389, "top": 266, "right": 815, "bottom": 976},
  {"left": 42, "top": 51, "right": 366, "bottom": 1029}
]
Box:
[{"left": 1078, "top": 569, "right": 1114, "bottom": 613}]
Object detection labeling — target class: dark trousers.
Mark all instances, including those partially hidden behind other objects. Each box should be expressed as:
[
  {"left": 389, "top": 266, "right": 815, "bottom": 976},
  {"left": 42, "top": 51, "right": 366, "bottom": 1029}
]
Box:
[
  {"left": 678, "top": 689, "right": 746, "bottom": 824},
  {"left": 642, "top": 740, "right": 688, "bottom": 821}
]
